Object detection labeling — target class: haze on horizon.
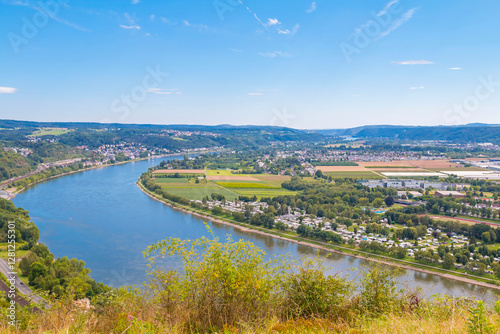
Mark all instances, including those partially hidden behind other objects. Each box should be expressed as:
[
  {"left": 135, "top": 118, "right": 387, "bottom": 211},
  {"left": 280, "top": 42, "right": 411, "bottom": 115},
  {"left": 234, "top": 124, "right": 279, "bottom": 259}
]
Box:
[{"left": 1, "top": 0, "right": 500, "bottom": 129}]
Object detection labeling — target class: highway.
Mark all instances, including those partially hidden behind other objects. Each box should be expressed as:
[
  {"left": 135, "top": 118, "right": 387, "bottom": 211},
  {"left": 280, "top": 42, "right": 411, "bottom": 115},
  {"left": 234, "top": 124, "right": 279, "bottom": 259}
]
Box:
[{"left": 0, "top": 258, "right": 43, "bottom": 305}]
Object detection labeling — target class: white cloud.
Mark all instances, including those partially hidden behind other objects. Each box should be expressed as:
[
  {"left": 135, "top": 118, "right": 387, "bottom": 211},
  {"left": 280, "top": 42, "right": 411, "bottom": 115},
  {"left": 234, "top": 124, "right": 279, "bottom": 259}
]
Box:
[
  {"left": 448, "top": 67, "right": 462, "bottom": 70},
  {"left": 248, "top": 92, "right": 264, "bottom": 96},
  {"left": 0, "top": 87, "right": 17, "bottom": 94},
  {"left": 278, "top": 24, "right": 300, "bottom": 35},
  {"left": 258, "top": 51, "right": 292, "bottom": 58},
  {"left": 410, "top": 86, "right": 425, "bottom": 90},
  {"left": 147, "top": 88, "right": 181, "bottom": 95},
  {"left": 392, "top": 60, "right": 434, "bottom": 65},
  {"left": 131, "top": 0, "right": 140, "bottom": 4},
  {"left": 306, "top": 1, "right": 316, "bottom": 13},
  {"left": 229, "top": 48, "right": 243, "bottom": 53},
  {"left": 159, "top": 17, "right": 176, "bottom": 25},
  {"left": 183, "top": 20, "right": 210, "bottom": 32},
  {"left": 265, "top": 18, "right": 281, "bottom": 26},
  {"left": 120, "top": 24, "right": 140, "bottom": 30},
  {"left": 375, "top": 8, "right": 417, "bottom": 41},
  {"left": 150, "top": 14, "right": 155, "bottom": 21}
]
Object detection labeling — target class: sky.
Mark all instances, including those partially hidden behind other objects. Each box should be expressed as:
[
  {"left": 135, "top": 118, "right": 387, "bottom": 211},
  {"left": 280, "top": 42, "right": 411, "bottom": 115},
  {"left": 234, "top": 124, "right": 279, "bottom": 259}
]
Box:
[{"left": 1, "top": 0, "right": 500, "bottom": 129}]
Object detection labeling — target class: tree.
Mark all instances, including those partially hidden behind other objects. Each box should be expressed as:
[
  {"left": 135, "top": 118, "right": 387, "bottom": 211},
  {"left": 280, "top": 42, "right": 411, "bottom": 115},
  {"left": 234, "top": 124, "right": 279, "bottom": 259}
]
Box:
[
  {"left": 384, "top": 196, "right": 395, "bottom": 207},
  {"left": 443, "top": 253, "right": 456, "bottom": 269},
  {"left": 481, "top": 231, "right": 491, "bottom": 244},
  {"left": 372, "top": 198, "right": 384, "bottom": 208},
  {"left": 28, "top": 262, "right": 47, "bottom": 284}
]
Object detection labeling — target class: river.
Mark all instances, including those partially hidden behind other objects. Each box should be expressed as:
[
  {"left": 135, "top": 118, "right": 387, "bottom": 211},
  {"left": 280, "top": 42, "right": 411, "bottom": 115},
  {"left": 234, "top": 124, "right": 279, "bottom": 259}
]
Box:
[{"left": 12, "top": 156, "right": 498, "bottom": 301}]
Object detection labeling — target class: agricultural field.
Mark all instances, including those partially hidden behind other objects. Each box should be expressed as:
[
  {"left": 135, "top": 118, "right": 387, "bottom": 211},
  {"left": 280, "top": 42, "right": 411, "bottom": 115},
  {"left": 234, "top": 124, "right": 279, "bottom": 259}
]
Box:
[
  {"left": 154, "top": 169, "right": 205, "bottom": 175},
  {"left": 252, "top": 174, "right": 291, "bottom": 187},
  {"left": 28, "top": 127, "right": 71, "bottom": 137},
  {"left": 316, "top": 166, "right": 368, "bottom": 172},
  {"left": 358, "top": 160, "right": 463, "bottom": 169},
  {"left": 156, "top": 173, "right": 296, "bottom": 200},
  {"left": 214, "top": 181, "right": 280, "bottom": 189},
  {"left": 325, "top": 171, "right": 383, "bottom": 179},
  {"left": 156, "top": 178, "right": 238, "bottom": 200},
  {"left": 206, "top": 169, "right": 238, "bottom": 176}
]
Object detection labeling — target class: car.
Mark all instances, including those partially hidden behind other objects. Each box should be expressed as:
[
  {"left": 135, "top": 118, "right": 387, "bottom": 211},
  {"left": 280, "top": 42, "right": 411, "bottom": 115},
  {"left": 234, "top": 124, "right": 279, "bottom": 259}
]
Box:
[{"left": 20, "top": 282, "right": 24, "bottom": 285}]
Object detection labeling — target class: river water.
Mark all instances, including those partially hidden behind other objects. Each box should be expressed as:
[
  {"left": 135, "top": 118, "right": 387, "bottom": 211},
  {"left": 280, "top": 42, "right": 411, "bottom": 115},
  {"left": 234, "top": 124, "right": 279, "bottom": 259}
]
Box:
[{"left": 13, "top": 156, "right": 498, "bottom": 301}]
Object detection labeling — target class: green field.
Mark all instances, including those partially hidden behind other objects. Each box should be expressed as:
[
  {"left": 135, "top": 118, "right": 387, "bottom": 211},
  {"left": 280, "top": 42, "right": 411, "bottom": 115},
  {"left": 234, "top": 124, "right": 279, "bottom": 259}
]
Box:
[
  {"left": 229, "top": 188, "right": 297, "bottom": 199},
  {"left": 157, "top": 178, "right": 239, "bottom": 200},
  {"left": 164, "top": 186, "right": 239, "bottom": 201},
  {"left": 0, "top": 243, "right": 30, "bottom": 260},
  {"left": 325, "top": 171, "right": 383, "bottom": 179},
  {"left": 29, "top": 127, "right": 71, "bottom": 137},
  {"left": 206, "top": 169, "right": 240, "bottom": 176},
  {"left": 155, "top": 178, "right": 198, "bottom": 183},
  {"left": 214, "top": 182, "right": 279, "bottom": 189},
  {"left": 155, "top": 173, "right": 297, "bottom": 200}
]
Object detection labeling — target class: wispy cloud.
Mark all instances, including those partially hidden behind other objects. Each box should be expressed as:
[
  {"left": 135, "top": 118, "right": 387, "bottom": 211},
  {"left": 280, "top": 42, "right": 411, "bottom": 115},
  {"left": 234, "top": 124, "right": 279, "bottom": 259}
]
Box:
[
  {"left": 258, "top": 51, "right": 292, "bottom": 58},
  {"left": 5, "top": 0, "right": 90, "bottom": 32},
  {"left": 150, "top": 14, "right": 155, "bottom": 21},
  {"left": 120, "top": 12, "right": 141, "bottom": 30},
  {"left": 183, "top": 20, "right": 212, "bottom": 32},
  {"left": 410, "top": 86, "right": 425, "bottom": 90},
  {"left": 392, "top": 60, "right": 434, "bottom": 65},
  {"left": 375, "top": 8, "right": 417, "bottom": 41},
  {"left": 131, "top": 0, "right": 140, "bottom": 4},
  {"left": 448, "top": 67, "right": 462, "bottom": 70},
  {"left": 159, "top": 17, "right": 176, "bottom": 25},
  {"left": 278, "top": 24, "right": 300, "bottom": 35},
  {"left": 229, "top": 48, "right": 243, "bottom": 53},
  {"left": 248, "top": 92, "right": 264, "bottom": 96},
  {"left": 0, "top": 87, "right": 17, "bottom": 94},
  {"left": 120, "top": 24, "right": 140, "bottom": 30},
  {"left": 146, "top": 88, "right": 182, "bottom": 95},
  {"left": 265, "top": 18, "right": 281, "bottom": 26},
  {"left": 306, "top": 1, "right": 316, "bottom": 13}
]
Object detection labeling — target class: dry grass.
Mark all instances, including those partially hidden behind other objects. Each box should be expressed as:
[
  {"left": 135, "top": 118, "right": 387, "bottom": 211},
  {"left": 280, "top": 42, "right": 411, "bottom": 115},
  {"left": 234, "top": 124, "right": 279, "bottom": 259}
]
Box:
[{"left": 0, "top": 300, "right": 476, "bottom": 334}]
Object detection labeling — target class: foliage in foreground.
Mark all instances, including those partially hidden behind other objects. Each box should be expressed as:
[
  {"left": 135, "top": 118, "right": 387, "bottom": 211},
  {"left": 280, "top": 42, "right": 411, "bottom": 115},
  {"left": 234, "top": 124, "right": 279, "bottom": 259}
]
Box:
[{"left": 2, "top": 227, "right": 500, "bottom": 333}]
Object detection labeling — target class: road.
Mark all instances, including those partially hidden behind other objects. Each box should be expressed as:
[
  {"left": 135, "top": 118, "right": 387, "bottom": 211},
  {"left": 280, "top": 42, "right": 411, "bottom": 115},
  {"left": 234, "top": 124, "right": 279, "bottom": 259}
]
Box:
[{"left": 0, "top": 258, "right": 44, "bottom": 305}]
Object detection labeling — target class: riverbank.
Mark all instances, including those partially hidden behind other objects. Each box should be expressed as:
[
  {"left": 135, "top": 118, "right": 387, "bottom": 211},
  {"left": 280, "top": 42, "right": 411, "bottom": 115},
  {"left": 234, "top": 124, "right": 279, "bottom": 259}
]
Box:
[
  {"left": 5, "top": 150, "right": 215, "bottom": 200},
  {"left": 137, "top": 180, "right": 500, "bottom": 292}
]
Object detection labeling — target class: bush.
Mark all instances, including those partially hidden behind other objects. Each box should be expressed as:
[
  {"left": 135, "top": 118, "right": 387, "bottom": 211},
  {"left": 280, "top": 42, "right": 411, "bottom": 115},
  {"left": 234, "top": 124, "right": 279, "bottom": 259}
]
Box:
[{"left": 282, "top": 258, "right": 352, "bottom": 318}]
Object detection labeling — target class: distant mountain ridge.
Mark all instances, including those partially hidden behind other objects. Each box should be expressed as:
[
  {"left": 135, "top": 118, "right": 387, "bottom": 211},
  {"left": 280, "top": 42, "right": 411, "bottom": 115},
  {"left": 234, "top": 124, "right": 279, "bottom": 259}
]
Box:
[
  {"left": 315, "top": 123, "right": 500, "bottom": 144},
  {"left": 1, "top": 119, "right": 500, "bottom": 144}
]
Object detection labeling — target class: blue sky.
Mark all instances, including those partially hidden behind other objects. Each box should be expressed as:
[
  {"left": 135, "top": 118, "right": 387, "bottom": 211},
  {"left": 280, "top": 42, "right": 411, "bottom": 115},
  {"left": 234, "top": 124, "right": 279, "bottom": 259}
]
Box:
[{"left": 1, "top": 0, "right": 500, "bottom": 129}]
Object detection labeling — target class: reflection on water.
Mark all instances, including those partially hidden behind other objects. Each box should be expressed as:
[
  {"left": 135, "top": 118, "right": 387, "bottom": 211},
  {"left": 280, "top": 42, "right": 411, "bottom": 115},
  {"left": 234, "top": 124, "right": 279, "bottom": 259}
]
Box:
[{"left": 13, "top": 156, "right": 498, "bottom": 302}]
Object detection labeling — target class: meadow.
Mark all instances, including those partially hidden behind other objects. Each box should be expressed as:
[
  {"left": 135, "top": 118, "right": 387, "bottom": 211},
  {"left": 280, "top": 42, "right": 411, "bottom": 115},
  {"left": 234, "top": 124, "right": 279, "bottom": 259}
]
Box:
[
  {"left": 28, "top": 127, "right": 71, "bottom": 137},
  {"left": 156, "top": 172, "right": 296, "bottom": 200}
]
